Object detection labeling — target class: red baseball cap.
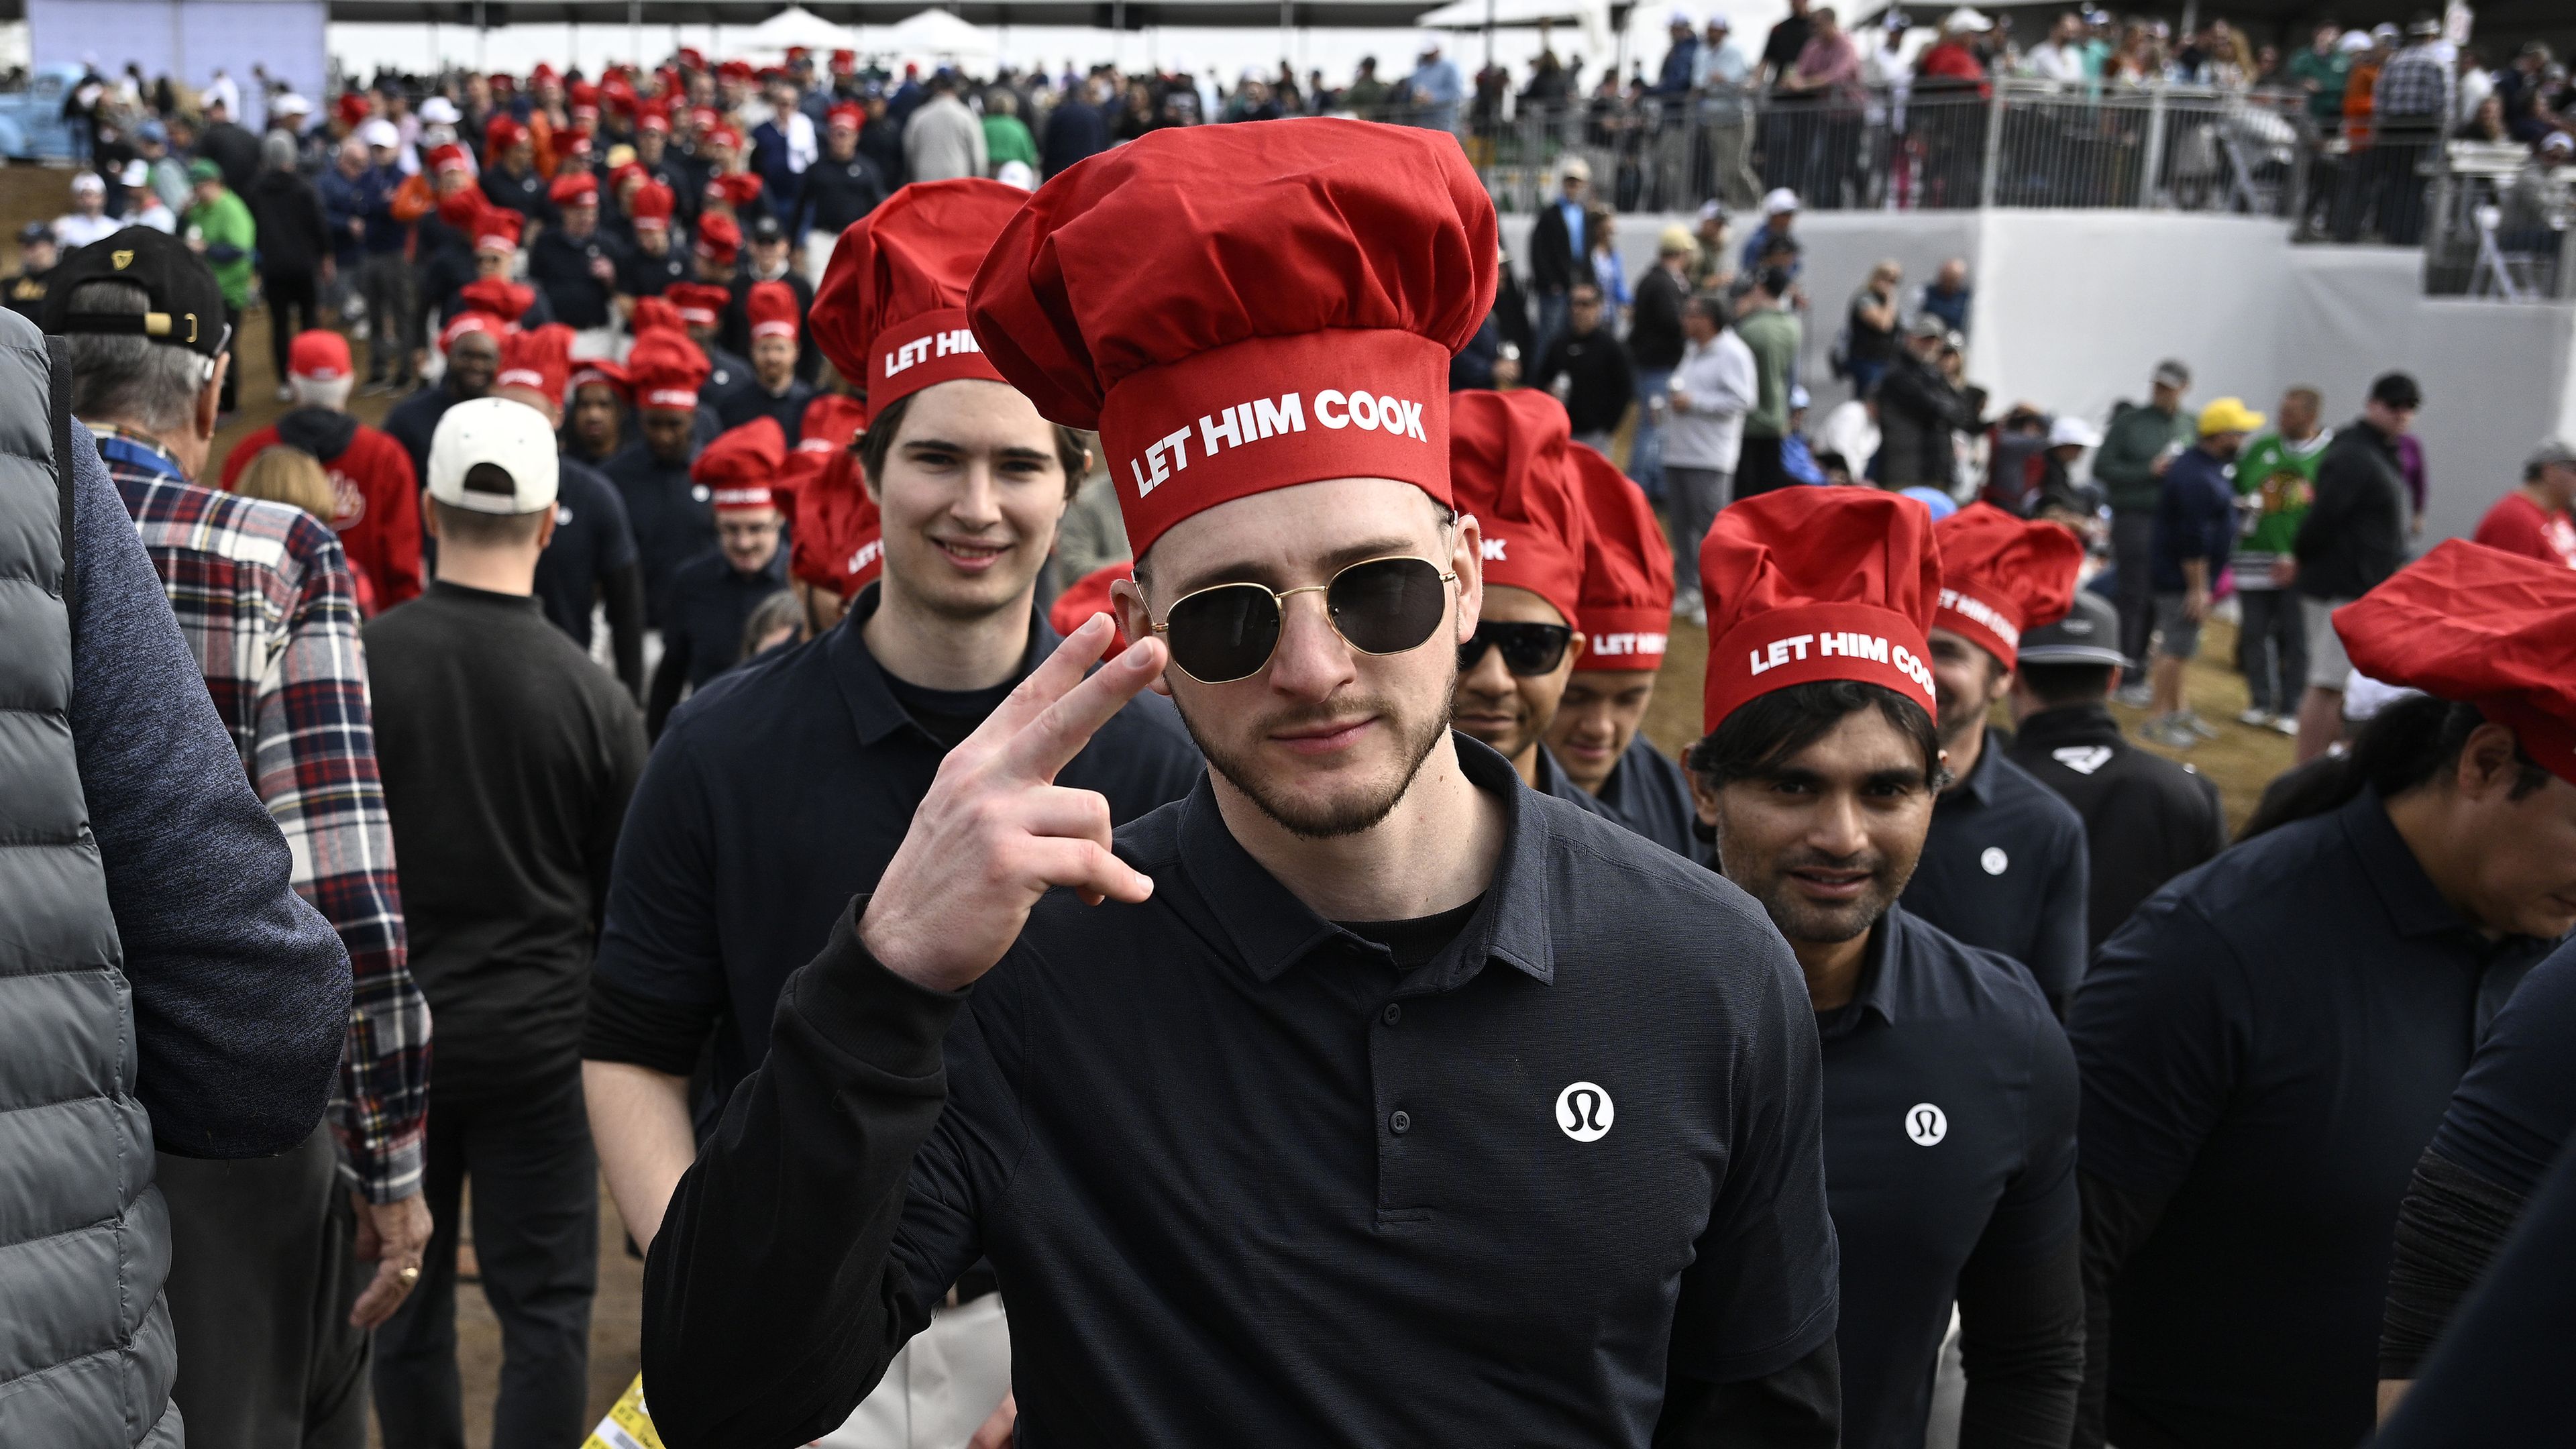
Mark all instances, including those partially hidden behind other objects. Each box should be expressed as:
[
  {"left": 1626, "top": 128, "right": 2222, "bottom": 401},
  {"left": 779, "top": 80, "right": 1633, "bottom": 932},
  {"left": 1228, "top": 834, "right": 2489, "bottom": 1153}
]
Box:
[
  {"left": 2335, "top": 539, "right": 2576, "bottom": 786},
  {"left": 1448, "top": 388, "right": 1589, "bottom": 632},
  {"left": 1931, "top": 502, "right": 2084, "bottom": 672},
  {"left": 549, "top": 171, "right": 600, "bottom": 209},
  {"left": 1567, "top": 445, "right": 1673, "bottom": 673},
  {"left": 1049, "top": 561, "right": 1135, "bottom": 653},
  {"left": 694, "top": 211, "right": 741, "bottom": 264},
  {"left": 746, "top": 280, "right": 801, "bottom": 341},
  {"left": 494, "top": 323, "right": 574, "bottom": 408},
  {"left": 288, "top": 329, "right": 352, "bottom": 382},
  {"left": 627, "top": 329, "right": 712, "bottom": 412},
  {"left": 457, "top": 277, "right": 535, "bottom": 326},
  {"left": 967, "top": 120, "right": 1496, "bottom": 561},
  {"left": 696, "top": 417, "right": 788, "bottom": 511},
  {"left": 1699, "top": 488, "right": 1942, "bottom": 734},
  {"left": 665, "top": 282, "right": 731, "bottom": 331},
  {"left": 811, "top": 178, "right": 1020, "bottom": 425}
]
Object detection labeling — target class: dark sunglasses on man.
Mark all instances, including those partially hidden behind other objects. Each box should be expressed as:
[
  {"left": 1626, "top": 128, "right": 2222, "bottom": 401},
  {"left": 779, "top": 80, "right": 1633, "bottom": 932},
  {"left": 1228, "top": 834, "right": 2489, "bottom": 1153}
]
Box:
[
  {"left": 1150, "top": 555, "right": 1456, "bottom": 684},
  {"left": 1457, "top": 621, "right": 1579, "bottom": 677}
]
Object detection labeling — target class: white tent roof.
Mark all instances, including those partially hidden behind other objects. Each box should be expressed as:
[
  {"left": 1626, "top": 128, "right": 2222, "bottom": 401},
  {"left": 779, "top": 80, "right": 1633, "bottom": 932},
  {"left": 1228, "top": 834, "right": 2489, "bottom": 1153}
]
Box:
[
  {"left": 883, "top": 7, "right": 998, "bottom": 58},
  {"left": 746, "top": 5, "right": 855, "bottom": 50}
]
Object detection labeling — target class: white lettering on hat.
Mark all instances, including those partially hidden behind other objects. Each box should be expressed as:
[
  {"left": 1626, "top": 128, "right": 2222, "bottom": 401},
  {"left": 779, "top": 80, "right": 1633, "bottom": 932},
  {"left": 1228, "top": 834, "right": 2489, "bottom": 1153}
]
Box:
[
  {"left": 1311, "top": 389, "right": 1428, "bottom": 439},
  {"left": 1746, "top": 630, "right": 1935, "bottom": 696},
  {"left": 1938, "top": 588, "right": 2020, "bottom": 647},
  {"left": 1747, "top": 633, "right": 1816, "bottom": 675},
  {"left": 881, "top": 327, "right": 983, "bottom": 378},
  {"left": 1589, "top": 631, "right": 1668, "bottom": 658},
  {"left": 1134, "top": 388, "right": 1420, "bottom": 497},
  {"left": 1481, "top": 536, "right": 1508, "bottom": 561},
  {"left": 1818, "top": 631, "right": 1890, "bottom": 663},
  {"left": 847, "top": 538, "right": 883, "bottom": 576},
  {"left": 1196, "top": 392, "right": 1309, "bottom": 462}
]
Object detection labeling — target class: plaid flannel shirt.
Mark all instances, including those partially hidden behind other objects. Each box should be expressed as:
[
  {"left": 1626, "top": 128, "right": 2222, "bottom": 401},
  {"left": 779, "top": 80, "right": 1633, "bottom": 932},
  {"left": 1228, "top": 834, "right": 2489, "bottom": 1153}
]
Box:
[
  {"left": 2373, "top": 43, "right": 2455, "bottom": 127},
  {"left": 98, "top": 425, "right": 431, "bottom": 1202}
]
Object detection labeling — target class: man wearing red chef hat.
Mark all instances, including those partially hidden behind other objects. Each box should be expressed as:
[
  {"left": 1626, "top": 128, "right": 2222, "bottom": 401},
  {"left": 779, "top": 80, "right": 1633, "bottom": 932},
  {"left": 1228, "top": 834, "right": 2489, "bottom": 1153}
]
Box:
[
  {"left": 643, "top": 121, "right": 1840, "bottom": 1449},
  {"left": 591, "top": 180, "right": 1199, "bottom": 1449},
  {"left": 2072, "top": 538, "right": 2576, "bottom": 1449},
  {"left": 645, "top": 418, "right": 791, "bottom": 735},
  {"left": 712, "top": 278, "right": 816, "bottom": 441}
]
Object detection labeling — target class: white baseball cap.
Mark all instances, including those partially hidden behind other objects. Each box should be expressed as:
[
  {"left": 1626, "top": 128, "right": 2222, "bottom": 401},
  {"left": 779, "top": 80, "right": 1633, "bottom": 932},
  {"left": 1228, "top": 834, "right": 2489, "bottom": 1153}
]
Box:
[
  {"left": 2047, "top": 416, "right": 2102, "bottom": 448},
  {"left": 1762, "top": 186, "right": 1799, "bottom": 215},
  {"left": 427, "top": 396, "right": 560, "bottom": 515},
  {"left": 359, "top": 117, "right": 400, "bottom": 150},
  {"left": 418, "top": 96, "right": 460, "bottom": 125}
]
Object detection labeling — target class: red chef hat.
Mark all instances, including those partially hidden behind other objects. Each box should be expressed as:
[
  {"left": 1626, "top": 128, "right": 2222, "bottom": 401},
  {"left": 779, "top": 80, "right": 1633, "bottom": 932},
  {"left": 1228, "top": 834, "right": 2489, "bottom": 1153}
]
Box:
[
  {"left": 531, "top": 62, "right": 559, "bottom": 83},
  {"left": 486, "top": 114, "right": 528, "bottom": 153},
  {"left": 830, "top": 48, "right": 858, "bottom": 75},
  {"left": 705, "top": 170, "right": 762, "bottom": 210},
  {"left": 826, "top": 101, "right": 864, "bottom": 131},
  {"left": 470, "top": 205, "right": 523, "bottom": 255},
  {"left": 719, "top": 60, "right": 755, "bottom": 83},
  {"left": 695, "top": 417, "right": 789, "bottom": 511},
  {"left": 629, "top": 180, "right": 674, "bottom": 230},
  {"left": 1568, "top": 445, "right": 1674, "bottom": 673},
  {"left": 2334, "top": 539, "right": 2576, "bottom": 786},
  {"left": 609, "top": 161, "right": 647, "bottom": 193},
  {"left": 549, "top": 171, "right": 600, "bottom": 209},
  {"left": 677, "top": 47, "right": 706, "bottom": 71},
  {"left": 694, "top": 211, "right": 741, "bottom": 264},
  {"left": 570, "top": 356, "right": 631, "bottom": 400},
  {"left": 629, "top": 295, "right": 687, "bottom": 338},
  {"left": 746, "top": 279, "right": 801, "bottom": 341},
  {"left": 1448, "top": 389, "right": 1589, "bottom": 632},
  {"left": 1049, "top": 562, "right": 1135, "bottom": 654},
  {"left": 458, "top": 276, "right": 535, "bottom": 326},
  {"left": 788, "top": 446, "right": 882, "bottom": 598},
  {"left": 796, "top": 393, "right": 869, "bottom": 456},
  {"left": 665, "top": 282, "right": 732, "bottom": 331},
  {"left": 427, "top": 142, "right": 472, "bottom": 176},
  {"left": 705, "top": 125, "right": 745, "bottom": 153},
  {"left": 688, "top": 106, "right": 722, "bottom": 135},
  {"left": 1930, "top": 502, "right": 2084, "bottom": 672},
  {"left": 967, "top": 119, "right": 1497, "bottom": 561},
  {"left": 1699, "top": 488, "right": 1942, "bottom": 734},
  {"left": 627, "top": 329, "right": 712, "bottom": 412},
  {"left": 438, "top": 310, "right": 502, "bottom": 354},
  {"left": 639, "top": 107, "right": 673, "bottom": 136},
  {"left": 812, "top": 178, "right": 1020, "bottom": 424},
  {"left": 337, "top": 91, "right": 372, "bottom": 129},
  {"left": 495, "top": 323, "right": 575, "bottom": 407}
]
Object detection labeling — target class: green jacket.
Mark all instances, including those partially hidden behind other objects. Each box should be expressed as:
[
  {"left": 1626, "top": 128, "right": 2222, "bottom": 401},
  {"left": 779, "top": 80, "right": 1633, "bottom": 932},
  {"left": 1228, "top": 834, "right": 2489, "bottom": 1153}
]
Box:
[
  {"left": 2284, "top": 48, "right": 2349, "bottom": 125},
  {"left": 1735, "top": 307, "right": 1801, "bottom": 440},
  {"left": 2095, "top": 400, "right": 2193, "bottom": 513},
  {"left": 981, "top": 115, "right": 1039, "bottom": 171},
  {"left": 184, "top": 189, "right": 256, "bottom": 309}
]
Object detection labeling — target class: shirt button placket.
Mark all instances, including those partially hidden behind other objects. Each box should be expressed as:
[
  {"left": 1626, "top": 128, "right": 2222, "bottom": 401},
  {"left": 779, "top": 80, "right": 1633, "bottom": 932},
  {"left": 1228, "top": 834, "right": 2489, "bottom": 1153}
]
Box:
[{"left": 1388, "top": 1109, "right": 1411, "bottom": 1136}]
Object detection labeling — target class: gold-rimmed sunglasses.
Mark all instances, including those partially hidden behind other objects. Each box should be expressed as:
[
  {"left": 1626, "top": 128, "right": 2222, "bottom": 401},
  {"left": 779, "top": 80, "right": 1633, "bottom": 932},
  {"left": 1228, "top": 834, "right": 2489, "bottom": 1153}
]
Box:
[{"left": 1150, "top": 556, "right": 1458, "bottom": 684}]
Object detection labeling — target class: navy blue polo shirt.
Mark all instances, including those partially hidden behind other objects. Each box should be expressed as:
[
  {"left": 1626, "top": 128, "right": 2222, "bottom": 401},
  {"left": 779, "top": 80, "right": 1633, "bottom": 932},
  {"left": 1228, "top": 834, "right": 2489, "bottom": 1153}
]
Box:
[
  {"left": 2070, "top": 788, "right": 2553, "bottom": 1449},
  {"left": 2428, "top": 935, "right": 2576, "bottom": 1199},
  {"left": 646, "top": 732, "right": 1841, "bottom": 1447},
  {"left": 595, "top": 588, "right": 1204, "bottom": 1104},
  {"left": 600, "top": 441, "right": 715, "bottom": 627},
  {"left": 1899, "top": 732, "right": 2089, "bottom": 1007},
  {"left": 714, "top": 376, "right": 816, "bottom": 445},
  {"left": 659, "top": 545, "right": 789, "bottom": 690},
  {"left": 1598, "top": 731, "right": 1700, "bottom": 858},
  {"left": 533, "top": 458, "right": 639, "bottom": 649},
  {"left": 1817, "top": 906, "right": 2078, "bottom": 1449},
  {"left": 1533, "top": 743, "right": 1622, "bottom": 823}
]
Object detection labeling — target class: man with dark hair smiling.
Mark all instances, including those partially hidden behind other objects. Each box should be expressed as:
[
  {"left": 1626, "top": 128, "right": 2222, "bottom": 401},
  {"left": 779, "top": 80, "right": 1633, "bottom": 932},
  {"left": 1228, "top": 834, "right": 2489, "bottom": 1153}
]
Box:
[
  {"left": 1550, "top": 441, "right": 1697, "bottom": 855},
  {"left": 638, "top": 122, "right": 1840, "bottom": 1449},
  {"left": 1687, "top": 488, "right": 2084, "bottom": 1449}
]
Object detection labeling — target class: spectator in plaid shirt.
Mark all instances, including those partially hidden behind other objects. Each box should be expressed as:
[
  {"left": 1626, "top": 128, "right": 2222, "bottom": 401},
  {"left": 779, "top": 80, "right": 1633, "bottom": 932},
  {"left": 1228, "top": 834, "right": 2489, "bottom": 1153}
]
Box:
[
  {"left": 54, "top": 227, "right": 435, "bottom": 1444},
  {"left": 2371, "top": 17, "right": 2456, "bottom": 245}
]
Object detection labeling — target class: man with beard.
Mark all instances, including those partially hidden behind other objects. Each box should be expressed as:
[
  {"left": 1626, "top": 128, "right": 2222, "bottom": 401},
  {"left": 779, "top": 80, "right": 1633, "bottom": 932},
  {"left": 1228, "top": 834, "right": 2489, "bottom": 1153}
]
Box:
[
  {"left": 713, "top": 280, "right": 814, "bottom": 441},
  {"left": 384, "top": 306, "right": 505, "bottom": 485},
  {"left": 1686, "top": 487, "right": 2083, "bottom": 1449},
  {"left": 725, "top": 213, "right": 820, "bottom": 383},
  {"left": 1549, "top": 443, "right": 1697, "bottom": 855},
  {"left": 527, "top": 170, "right": 625, "bottom": 346},
  {"left": 585, "top": 180, "right": 1199, "bottom": 1449},
  {"left": 645, "top": 419, "right": 792, "bottom": 734},
  {"left": 1898, "top": 504, "right": 2090, "bottom": 1016},
  {"left": 637, "top": 121, "right": 1839, "bottom": 1449},
  {"left": 602, "top": 329, "right": 719, "bottom": 626},
  {"left": 1446, "top": 387, "right": 1614, "bottom": 818}
]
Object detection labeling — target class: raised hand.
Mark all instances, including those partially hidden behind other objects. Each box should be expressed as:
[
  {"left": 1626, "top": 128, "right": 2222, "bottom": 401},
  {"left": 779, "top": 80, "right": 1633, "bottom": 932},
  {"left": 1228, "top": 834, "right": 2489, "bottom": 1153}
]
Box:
[{"left": 859, "top": 616, "right": 1169, "bottom": 994}]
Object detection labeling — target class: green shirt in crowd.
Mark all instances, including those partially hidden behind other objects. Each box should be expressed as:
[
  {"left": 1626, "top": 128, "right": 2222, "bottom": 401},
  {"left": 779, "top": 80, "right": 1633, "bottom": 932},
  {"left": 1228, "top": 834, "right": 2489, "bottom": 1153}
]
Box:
[
  {"left": 981, "top": 115, "right": 1040, "bottom": 172},
  {"left": 2094, "top": 400, "right": 2196, "bottom": 514},
  {"left": 2284, "top": 48, "right": 2351, "bottom": 126},
  {"left": 184, "top": 186, "right": 257, "bottom": 310},
  {"left": 2229, "top": 427, "right": 2333, "bottom": 589},
  {"left": 1735, "top": 306, "right": 1802, "bottom": 440}
]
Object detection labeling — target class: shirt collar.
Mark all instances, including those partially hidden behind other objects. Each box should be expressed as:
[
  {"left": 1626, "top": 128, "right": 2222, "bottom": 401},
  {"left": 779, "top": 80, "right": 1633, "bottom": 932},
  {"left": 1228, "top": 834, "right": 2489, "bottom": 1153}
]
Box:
[
  {"left": 828, "top": 584, "right": 1057, "bottom": 748},
  {"left": 1175, "top": 731, "right": 1556, "bottom": 994},
  {"left": 2339, "top": 786, "right": 2476, "bottom": 941},
  {"left": 1942, "top": 726, "right": 2002, "bottom": 809},
  {"left": 1816, "top": 906, "right": 1908, "bottom": 1039},
  {"left": 2011, "top": 702, "right": 2122, "bottom": 750},
  {"left": 87, "top": 421, "right": 187, "bottom": 481}
]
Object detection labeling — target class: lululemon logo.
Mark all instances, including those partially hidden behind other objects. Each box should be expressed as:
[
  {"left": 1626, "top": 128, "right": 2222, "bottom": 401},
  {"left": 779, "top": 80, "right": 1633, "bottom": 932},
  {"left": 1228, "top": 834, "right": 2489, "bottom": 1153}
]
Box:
[
  {"left": 1906, "top": 1103, "right": 1948, "bottom": 1146},
  {"left": 691, "top": 484, "right": 712, "bottom": 503},
  {"left": 1556, "top": 1081, "right": 1614, "bottom": 1142},
  {"left": 1980, "top": 847, "right": 2009, "bottom": 876}
]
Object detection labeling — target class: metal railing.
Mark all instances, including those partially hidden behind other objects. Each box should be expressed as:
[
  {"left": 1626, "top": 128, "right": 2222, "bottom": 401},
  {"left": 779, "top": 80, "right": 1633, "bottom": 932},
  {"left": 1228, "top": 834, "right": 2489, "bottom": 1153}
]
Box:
[
  {"left": 1456, "top": 79, "right": 2320, "bottom": 221},
  {"left": 2421, "top": 146, "right": 2576, "bottom": 301}
]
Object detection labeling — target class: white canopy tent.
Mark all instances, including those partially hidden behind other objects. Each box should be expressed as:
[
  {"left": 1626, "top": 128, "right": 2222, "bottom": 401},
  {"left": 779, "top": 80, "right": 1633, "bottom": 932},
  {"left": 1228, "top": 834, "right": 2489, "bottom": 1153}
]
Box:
[
  {"left": 882, "top": 5, "right": 998, "bottom": 58},
  {"left": 1417, "top": 0, "right": 1606, "bottom": 56},
  {"left": 743, "top": 3, "right": 851, "bottom": 52}
]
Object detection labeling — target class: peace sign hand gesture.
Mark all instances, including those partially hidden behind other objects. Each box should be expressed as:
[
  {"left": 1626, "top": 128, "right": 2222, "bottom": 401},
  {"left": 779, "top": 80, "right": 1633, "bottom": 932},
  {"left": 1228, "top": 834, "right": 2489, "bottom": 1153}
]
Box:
[{"left": 859, "top": 616, "right": 1169, "bottom": 995}]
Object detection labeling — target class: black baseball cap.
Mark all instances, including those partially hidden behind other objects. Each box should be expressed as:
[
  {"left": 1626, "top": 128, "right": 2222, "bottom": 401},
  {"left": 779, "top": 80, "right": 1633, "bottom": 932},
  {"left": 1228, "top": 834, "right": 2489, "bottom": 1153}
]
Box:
[
  {"left": 41, "top": 227, "right": 228, "bottom": 359},
  {"left": 2369, "top": 371, "right": 2423, "bottom": 410},
  {"left": 2016, "top": 589, "right": 2127, "bottom": 668},
  {"left": 17, "top": 220, "right": 51, "bottom": 246},
  {"left": 747, "top": 211, "right": 786, "bottom": 245}
]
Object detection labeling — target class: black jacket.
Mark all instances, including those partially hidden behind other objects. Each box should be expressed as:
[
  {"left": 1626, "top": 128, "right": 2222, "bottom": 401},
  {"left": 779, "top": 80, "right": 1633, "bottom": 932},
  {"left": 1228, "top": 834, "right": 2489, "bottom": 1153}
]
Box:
[
  {"left": 1040, "top": 101, "right": 1108, "bottom": 178},
  {"left": 1874, "top": 351, "right": 1977, "bottom": 491},
  {"left": 2295, "top": 420, "right": 2409, "bottom": 601},
  {"left": 2004, "top": 705, "right": 2226, "bottom": 951},
  {"left": 198, "top": 121, "right": 262, "bottom": 195},
  {"left": 246, "top": 170, "right": 330, "bottom": 276},
  {"left": 1528, "top": 201, "right": 1583, "bottom": 294},
  {"left": 1532, "top": 325, "right": 1636, "bottom": 437},
  {"left": 1630, "top": 266, "right": 1687, "bottom": 372}
]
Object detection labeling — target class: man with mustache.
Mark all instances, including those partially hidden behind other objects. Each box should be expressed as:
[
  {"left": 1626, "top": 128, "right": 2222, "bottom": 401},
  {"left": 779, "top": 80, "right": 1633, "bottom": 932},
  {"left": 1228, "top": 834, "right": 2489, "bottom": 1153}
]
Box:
[
  {"left": 637, "top": 123, "right": 1840, "bottom": 1449},
  {"left": 1687, "top": 488, "right": 2084, "bottom": 1449}
]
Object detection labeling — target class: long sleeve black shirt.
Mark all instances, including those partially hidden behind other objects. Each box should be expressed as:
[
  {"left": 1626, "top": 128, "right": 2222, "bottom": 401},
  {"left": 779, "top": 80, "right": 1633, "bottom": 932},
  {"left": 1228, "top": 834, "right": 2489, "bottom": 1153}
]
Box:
[
  {"left": 641, "top": 736, "right": 1843, "bottom": 1448},
  {"left": 2003, "top": 706, "right": 2225, "bottom": 952}
]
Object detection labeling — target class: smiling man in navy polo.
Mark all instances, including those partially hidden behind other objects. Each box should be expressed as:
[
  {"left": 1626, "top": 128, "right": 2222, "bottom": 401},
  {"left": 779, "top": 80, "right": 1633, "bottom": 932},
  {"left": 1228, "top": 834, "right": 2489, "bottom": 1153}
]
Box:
[
  {"left": 639, "top": 122, "right": 1840, "bottom": 1449},
  {"left": 1688, "top": 489, "right": 2084, "bottom": 1449}
]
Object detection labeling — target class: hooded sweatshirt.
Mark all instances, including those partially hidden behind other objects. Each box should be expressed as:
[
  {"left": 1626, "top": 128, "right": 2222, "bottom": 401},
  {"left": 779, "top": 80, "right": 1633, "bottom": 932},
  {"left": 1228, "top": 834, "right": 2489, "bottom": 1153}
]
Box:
[{"left": 219, "top": 407, "right": 425, "bottom": 612}]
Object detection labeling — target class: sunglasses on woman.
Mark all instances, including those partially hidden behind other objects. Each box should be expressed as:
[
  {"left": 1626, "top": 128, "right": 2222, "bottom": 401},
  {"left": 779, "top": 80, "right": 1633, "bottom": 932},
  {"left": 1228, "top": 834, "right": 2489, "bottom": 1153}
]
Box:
[
  {"left": 1458, "top": 621, "right": 1577, "bottom": 677},
  {"left": 1151, "top": 556, "right": 1457, "bottom": 684}
]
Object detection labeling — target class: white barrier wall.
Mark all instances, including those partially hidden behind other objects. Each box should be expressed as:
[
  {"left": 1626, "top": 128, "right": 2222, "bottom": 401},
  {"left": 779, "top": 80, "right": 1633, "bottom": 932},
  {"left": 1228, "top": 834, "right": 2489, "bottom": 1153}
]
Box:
[
  {"left": 31, "top": 0, "right": 327, "bottom": 134},
  {"left": 1505, "top": 205, "right": 2576, "bottom": 543}
]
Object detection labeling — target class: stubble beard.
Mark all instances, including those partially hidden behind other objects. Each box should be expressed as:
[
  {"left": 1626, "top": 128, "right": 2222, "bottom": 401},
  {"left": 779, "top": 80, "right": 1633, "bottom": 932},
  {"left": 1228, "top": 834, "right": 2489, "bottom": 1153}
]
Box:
[{"left": 1181, "top": 677, "right": 1456, "bottom": 841}]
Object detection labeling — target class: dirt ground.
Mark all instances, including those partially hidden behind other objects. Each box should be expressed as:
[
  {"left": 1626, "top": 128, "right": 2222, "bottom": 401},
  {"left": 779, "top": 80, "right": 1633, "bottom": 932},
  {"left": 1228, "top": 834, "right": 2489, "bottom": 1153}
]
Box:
[{"left": 18, "top": 190, "right": 2292, "bottom": 1444}]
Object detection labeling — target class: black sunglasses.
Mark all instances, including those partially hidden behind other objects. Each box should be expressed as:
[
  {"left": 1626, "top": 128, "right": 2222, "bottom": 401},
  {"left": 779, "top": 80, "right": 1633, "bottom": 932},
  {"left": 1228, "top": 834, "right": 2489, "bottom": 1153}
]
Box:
[
  {"left": 1458, "top": 621, "right": 1576, "bottom": 677},
  {"left": 1152, "top": 556, "right": 1457, "bottom": 684}
]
